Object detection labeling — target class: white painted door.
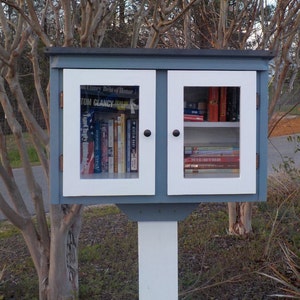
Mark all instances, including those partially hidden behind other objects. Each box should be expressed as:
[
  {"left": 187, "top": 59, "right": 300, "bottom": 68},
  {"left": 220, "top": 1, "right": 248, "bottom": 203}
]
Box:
[
  {"left": 168, "top": 71, "right": 257, "bottom": 195},
  {"left": 63, "top": 69, "right": 156, "bottom": 196}
]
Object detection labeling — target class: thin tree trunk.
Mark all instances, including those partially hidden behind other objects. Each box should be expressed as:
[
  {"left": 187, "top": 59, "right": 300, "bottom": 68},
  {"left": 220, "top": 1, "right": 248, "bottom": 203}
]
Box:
[
  {"left": 228, "top": 202, "right": 253, "bottom": 235},
  {"left": 48, "top": 205, "right": 83, "bottom": 299}
]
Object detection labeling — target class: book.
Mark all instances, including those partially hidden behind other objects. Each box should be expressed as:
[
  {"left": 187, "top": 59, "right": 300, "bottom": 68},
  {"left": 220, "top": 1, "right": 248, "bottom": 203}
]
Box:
[
  {"left": 184, "top": 168, "right": 239, "bottom": 174},
  {"left": 126, "top": 118, "right": 132, "bottom": 173},
  {"left": 108, "top": 119, "right": 114, "bottom": 173},
  {"left": 184, "top": 155, "right": 239, "bottom": 164},
  {"left": 208, "top": 87, "right": 219, "bottom": 122},
  {"left": 101, "top": 121, "right": 109, "bottom": 172},
  {"left": 93, "top": 120, "right": 101, "bottom": 173},
  {"left": 219, "top": 87, "right": 227, "bottom": 122},
  {"left": 184, "top": 145, "right": 239, "bottom": 156},
  {"left": 80, "top": 109, "right": 95, "bottom": 174},
  {"left": 227, "top": 87, "right": 240, "bottom": 121},
  {"left": 184, "top": 114, "right": 204, "bottom": 122},
  {"left": 130, "top": 119, "right": 138, "bottom": 172},
  {"left": 184, "top": 162, "right": 239, "bottom": 169},
  {"left": 117, "top": 114, "right": 126, "bottom": 173},
  {"left": 184, "top": 108, "right": 206, "bottom": 115},
  {"left": 113, "top": 119, "right": 118, "bottom": 173}
]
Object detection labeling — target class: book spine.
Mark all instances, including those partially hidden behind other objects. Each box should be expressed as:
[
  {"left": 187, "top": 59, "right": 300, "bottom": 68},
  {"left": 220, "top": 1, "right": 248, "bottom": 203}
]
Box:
[
  {"left": 126, "top": 118, "right": 131, "bottom": 173},
  {"left": 219, "top": 87, "right": 227, "bottom": 122},
  {"left": 113, "top": 119, "right": 118, "bottom": 173},
  {"left": 117, "top": 114, "right": 126, "bottom": 173},
  {"left": 184, "top": 146, "right": 239, "bottom": 156},
  {"left": 108, "top": 119, "right": 114, "bottom": 173},
  {"left": 184, "top": 162, "right": 239, "bottom": 169},
  {"left": 184, "top": 115, "right": 204, "bottom": 122},
  {"left": 80, "top": 109, "right": 95, "bottom": 174},
  {"left": 184, "top": 155, "right": 239, "bottom": 163},
  {"left": 185, "top": 168, "right": 239, "bottom": 174},
  {"left": 184, "top": 108, "right": 206, "bottom": 115},
  {"left": 227, "top": 87, "right": 239, "bottom": 121},
  {"left": 93, "top": 120, "right": 101, "bottom": 173},
  {"left": 101, "top": 122, "right": 109, "bottom": 173},
  {"left": 130, "top": 119, "right": 138, "bottom": 172},
  {"left": 208, "top": 87, "right": 219, "bottom": 122}
]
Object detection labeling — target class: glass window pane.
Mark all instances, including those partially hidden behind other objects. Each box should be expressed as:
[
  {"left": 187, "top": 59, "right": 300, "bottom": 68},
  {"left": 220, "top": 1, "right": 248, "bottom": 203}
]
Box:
[
  {"left": 80, "top": 85, "right": 139, "bottom": 179},
  {"left": 183, "top": 86, "right": 240, "bottom": 178}
]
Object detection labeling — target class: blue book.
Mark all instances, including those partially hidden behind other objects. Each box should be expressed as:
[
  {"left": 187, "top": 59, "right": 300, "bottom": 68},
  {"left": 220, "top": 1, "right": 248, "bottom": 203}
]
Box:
[{"left": 94, "top": 120, "right": 101, "bottom": 173}]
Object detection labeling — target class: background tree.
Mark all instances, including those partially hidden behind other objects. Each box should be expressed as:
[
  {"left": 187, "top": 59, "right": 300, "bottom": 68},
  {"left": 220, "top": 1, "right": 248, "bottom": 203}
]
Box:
[
  {"left": 0, "top": 0, "right": 196, "bottom": 298},
  {"left": 182, "top": 0, "right": 300, "bottom": 235},
  {"left": 0, "top": 0, "right": 299, "bottom": 298}
]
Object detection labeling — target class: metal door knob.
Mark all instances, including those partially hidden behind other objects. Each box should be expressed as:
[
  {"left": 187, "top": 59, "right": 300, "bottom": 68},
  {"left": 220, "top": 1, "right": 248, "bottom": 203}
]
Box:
[
  {"left": 172, "top": 129, "right": 180, "bottom": 137},
  {"left": 144, "top": 129, "right": 151, "bottom": 137}
]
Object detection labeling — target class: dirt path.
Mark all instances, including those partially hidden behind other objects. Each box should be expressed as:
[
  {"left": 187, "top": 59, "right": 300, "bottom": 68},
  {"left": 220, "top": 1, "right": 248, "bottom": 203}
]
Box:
[{"left": 270, "top": 116, "right": 300, "bottom": 137}]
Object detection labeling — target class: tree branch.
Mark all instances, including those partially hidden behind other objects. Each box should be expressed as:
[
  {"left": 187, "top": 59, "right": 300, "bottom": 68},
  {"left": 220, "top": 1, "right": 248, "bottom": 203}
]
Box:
[{"left": 2, "top": 0, "right": 52, "bottom": 47}]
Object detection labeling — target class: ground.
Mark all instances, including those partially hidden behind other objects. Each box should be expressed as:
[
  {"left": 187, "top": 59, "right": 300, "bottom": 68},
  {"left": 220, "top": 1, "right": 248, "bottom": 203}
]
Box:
[
  {"left": 0, "top": 117, "right": 300, "bottom": 299},
  {"left": 270, "top": 115, "right": 300, "bottom": 137}
]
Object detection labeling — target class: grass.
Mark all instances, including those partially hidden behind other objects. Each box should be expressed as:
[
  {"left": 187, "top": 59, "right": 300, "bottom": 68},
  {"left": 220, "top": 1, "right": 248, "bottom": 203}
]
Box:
[
  {"left": 1, "top": 178, "right": 300, "bottom": 299},
  {"left": 277, "top": 104, "right": 300, "bottom": 116},
  {"left": 1, "top": 126, "right": 300, "bottom": 298},
  {"left": 5, "top": 132, "right": 41, "bottom": 168},
  {"left": 0, "top": 222, "right": 20, "bottom": 239}
]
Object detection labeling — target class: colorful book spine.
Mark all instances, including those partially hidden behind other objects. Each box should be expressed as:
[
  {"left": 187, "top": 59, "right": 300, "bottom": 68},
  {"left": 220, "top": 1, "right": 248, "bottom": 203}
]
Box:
[
  {"left": 80, "top": 109, "right": 95, "bottom": 174},
  {"left": 113, "top": 119, "right": 118, "bottom": 173},
  {"left": 185, "top": 168, "right": 239, "bottom": 174},
  {"left": 126, "top": 118, "right": 132, "bottom": 173},
  {"left": 184, "top": 155, "right": 239, "bottom": 164},
  {"left": 101, "top": 121, "right": 109, "bottom": 173},
  {"left": 130, "top": 119, "right": 138, "bottom": 172},
  {"left": 219, "top": 87, "right": 227, "bottom": 122},
  {"left": 117, "top": 114, "right": 126, "bottom": 173},
  {"left": 184, "top": 163, "right": 239, "bottom": 169},
  {"left": 208, "top": 87, "right": 219, "bottom": 122},
  {"left": 108, "top": 119, "right": 114, "bottom": 173},
  {"left": 184, "top": 146, "right": 239, "bottom": 156},
  {"left": 184, "top": 108, "right": 205, "bottom": 115},
  {"left": 93, "top": 120, "right": 101, "bottom": 173},
  {"left": 227, "top": 87, "right": 240, "bottom": 121},
  {"left": 184, "top": 114, "right": 204, "bottom": 122}
]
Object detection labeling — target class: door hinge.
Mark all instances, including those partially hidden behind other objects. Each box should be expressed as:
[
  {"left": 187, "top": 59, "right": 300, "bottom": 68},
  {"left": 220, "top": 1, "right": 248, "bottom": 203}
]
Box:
[
  {"left": 256, "top": 153, "right": 259, "bottom": 169},
  {"left": 256, "top": 93, "right": 260, "bottom": 109},
  {"left": 59, "top": 154, "right": 63, "bottom": 172},
  {"left": 60, "top": 91, "right": 64, "bottom": 109}
]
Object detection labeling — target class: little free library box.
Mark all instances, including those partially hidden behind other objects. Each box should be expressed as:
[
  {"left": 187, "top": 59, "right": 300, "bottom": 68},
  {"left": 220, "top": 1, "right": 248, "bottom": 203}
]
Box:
[{"left": 47, "top": 48, "right": 274, "bottom": 221}]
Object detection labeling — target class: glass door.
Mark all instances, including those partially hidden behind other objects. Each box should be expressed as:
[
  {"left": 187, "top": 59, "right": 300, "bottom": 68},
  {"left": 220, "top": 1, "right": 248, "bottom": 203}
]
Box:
[
  {"left": 63, "top": 69, "right": 156, "bottom": 197},
  {"left": 167, "top": 71, "right": 257, "bottom": 195}
]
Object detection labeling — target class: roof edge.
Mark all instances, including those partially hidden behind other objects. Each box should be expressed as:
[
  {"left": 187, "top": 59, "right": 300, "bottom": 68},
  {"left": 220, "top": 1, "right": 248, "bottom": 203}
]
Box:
[{"left": 45, "top": 47, "right": 275, "bottom": 59}]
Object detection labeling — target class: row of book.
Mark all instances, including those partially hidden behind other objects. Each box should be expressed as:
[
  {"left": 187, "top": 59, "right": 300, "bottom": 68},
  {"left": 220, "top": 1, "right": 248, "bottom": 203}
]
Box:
[
  {"left": 184, "top": 87, "right": 240, "bottom": 122},
  {"left": 184, "top": 145, "right": 240, "bottom": 175},
  {"left": 81, "top": 109, "right": 138, "bottom": 175}
]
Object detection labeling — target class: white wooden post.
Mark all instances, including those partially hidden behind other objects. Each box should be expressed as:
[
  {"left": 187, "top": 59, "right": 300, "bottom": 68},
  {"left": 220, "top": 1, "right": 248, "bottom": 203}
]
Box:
[{"left": 138, "top": 221, "right": 178, "bottom": 300}]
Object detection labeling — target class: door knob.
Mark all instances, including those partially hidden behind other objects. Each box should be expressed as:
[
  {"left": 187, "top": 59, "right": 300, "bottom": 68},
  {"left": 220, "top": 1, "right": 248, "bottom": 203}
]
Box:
[
  {"left": 172, "top": 129, "right": 180, "bottom": 137},
  {"left": 144, "top": 129, "right": 151, "bottom": 137}
]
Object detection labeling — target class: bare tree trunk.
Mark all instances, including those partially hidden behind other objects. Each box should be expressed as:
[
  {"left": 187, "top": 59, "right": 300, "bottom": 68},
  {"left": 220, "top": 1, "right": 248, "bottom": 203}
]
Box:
[
  {"left": 228, "top": 202, "right": 252, "bottom": 235},
  {"left": 183, "top": 0, "right": 191, "bottom": 48},
  {"left": 217, "top": 0, "right": 228, "bottom": 49},
  {"left": 48, "top": 205, "right": 83, "bottom": 299},
  {"left": 131, "top": 0, "right": 148, "bottom": 48}
]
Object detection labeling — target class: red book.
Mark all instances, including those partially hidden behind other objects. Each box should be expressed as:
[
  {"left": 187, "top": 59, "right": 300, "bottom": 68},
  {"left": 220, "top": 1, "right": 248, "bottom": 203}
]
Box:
[
  {"left": 219, "top": 87, "right": 227, "bottom": 122},
  {"left": 208, "top": 87, "right": 219, "bottom": 122},
  {"left": 184, "top": 155, "right": 239, "bottom": 164},
  {"left": 184, "top": 114, "right": 204, "bottom": 122}
]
